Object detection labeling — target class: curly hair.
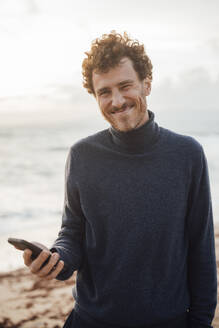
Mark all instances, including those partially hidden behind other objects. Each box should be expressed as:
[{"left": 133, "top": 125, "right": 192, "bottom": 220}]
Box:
[{"left": 82, "top": 31, "right": 153, "bottom": 95}]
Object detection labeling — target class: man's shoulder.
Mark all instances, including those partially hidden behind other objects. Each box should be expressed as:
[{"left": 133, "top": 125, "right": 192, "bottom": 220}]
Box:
[
  {"left": 69, "top": 128, "right": 109, "bottom": 155},
  {"left": 160, "top": 126, "right": 203, "bottom": 156}
]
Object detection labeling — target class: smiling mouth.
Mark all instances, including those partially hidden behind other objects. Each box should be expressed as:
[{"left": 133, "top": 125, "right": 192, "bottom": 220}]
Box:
[{"left": 111, "top": 104, "right": 134, "bottom": 114}]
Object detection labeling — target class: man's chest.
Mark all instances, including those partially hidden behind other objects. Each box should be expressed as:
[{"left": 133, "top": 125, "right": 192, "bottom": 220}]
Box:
[{"left": 77, "top": 154, "right": 189, "bottom": 231}]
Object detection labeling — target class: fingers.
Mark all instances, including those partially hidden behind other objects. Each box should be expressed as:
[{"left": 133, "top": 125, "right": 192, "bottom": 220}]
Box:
[
  {"left": 37, "top": 252, "right": 60, "bottom": 277},
  {"left": 29, "top": 250, "right": 51, "bottom": 273},
  {"left": 44, "top": 260, "right": 65, "bottom": 280},
  {"left": 29, "top": 251, "right": 64, "bottom": 280},
  {"left": 23, "top": 249, "right": 33, "bottom": 267},
  {"left": 23, "top": 248, "right": 64, "bottom": 280}
]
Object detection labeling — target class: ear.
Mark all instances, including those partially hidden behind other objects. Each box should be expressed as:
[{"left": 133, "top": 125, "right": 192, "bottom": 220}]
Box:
[{"left": 143, "top": 77, "right": 152, "bottom": 96}]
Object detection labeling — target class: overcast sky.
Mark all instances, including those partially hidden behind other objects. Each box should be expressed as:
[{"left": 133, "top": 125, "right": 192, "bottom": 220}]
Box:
[{"left": 0, "top": 0, "right": 219, "bottom": 116}]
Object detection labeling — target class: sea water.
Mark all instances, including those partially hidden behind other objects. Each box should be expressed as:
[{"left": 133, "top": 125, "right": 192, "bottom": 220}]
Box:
[{"left": 0, "top": 110, "right": 218, "bottom": 272}]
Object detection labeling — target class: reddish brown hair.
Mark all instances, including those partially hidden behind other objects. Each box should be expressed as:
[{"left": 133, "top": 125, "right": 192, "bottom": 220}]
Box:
[{"left": 82, "top": 31, "right": 153, "bottom": 95}]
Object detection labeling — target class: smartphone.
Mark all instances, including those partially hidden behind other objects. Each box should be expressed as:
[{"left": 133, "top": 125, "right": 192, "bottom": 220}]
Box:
[
  {"left": 8, "top": 237, "right": 66, "bottom": 272},
  {"left": 8, "top": 238, "right": 47, "bottom": 259},
  {"left": 8, "top": 237, "right": 53, "bottom": 269}
]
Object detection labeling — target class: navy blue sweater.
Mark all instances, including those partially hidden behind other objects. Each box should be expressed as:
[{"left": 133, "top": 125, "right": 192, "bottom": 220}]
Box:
[{"left": 51, "top": 110, "right": 217, "bottom": 327}]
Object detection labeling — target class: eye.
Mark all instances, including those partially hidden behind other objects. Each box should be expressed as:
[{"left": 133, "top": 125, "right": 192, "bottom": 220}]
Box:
[
  {"left": 99, "top": 90, "right": 110, "bottom": 97},
  {"left": 121, "top": 84, "right": 131, "bottom": 90}
]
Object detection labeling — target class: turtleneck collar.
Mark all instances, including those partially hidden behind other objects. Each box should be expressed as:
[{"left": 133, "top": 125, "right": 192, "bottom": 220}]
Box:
[{"left": 109, "top": 110, "right": 160, "bottom": 153}]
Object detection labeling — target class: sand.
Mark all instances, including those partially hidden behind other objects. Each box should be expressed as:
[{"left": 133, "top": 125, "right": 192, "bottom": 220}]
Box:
[
  {"left": 0, "top": 268, "right": 76, "bottom": 328},
  {"left": 1, "top": 225, "right": 219, "bottom": 328}
]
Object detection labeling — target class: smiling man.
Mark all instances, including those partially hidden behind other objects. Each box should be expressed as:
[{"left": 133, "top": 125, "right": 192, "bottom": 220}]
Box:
[
  {"left": 23, "top": 32, "right": 217, "bottom": 328},
  {"left": 92, "top": 56, "right": 151, "bottom": 132}
]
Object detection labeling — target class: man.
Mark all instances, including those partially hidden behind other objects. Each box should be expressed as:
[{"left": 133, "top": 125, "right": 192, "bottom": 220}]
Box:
[{"left": 23, "top": 31, "right": 217, "bottom": 327}]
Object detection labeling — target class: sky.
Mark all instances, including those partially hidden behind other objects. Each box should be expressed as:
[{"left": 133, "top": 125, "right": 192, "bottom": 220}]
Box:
[{"left": 0, "top": 0, "right": 219, "bottom": 120}]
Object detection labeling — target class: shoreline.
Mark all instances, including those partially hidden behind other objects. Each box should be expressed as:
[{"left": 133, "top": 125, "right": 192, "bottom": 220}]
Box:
[{"left": 1, "top": 224, "right": 219, "bottom": 327}]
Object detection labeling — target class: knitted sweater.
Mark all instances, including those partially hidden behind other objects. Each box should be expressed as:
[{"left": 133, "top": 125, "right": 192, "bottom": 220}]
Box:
[{"left": 51, "top": 110, "right": 217, "bottom": 327}]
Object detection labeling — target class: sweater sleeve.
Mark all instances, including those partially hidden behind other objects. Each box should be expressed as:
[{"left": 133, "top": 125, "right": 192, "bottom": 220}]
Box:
[
  {"left": 187, "top": 145, "right": 217, "bottom": 327},
  {"left": 50, "top": 147, "right": 85, "bottom": 281}
]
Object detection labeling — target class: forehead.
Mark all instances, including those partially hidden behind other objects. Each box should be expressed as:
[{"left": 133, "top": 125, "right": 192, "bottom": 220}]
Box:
[{"left": 92, "top": 57, "right": 139, "bottom": 92}]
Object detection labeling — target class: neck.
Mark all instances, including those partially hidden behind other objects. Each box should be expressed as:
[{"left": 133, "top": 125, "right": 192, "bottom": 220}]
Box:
[{"left": 109, "top": 110, "right": 160, "bottom": 154}]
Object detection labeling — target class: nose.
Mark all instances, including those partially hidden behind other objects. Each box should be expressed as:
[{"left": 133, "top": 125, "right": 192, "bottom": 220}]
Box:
[{"left": 111, "top": 90, "right": 125, "bottom": 108}]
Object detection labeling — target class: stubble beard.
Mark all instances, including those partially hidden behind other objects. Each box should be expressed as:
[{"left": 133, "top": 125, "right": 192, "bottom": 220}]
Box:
[{"left": 101, "top": 96, "right": 148, "bottom": 132}]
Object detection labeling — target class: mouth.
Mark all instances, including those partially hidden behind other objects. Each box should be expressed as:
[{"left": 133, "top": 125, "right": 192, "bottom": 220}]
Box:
[{"left": 111, "top": 104, "right": 135, "bottom": 115}]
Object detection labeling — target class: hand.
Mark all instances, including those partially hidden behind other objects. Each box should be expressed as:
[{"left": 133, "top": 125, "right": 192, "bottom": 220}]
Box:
[{"left": 23, "top": 242, "right": 65, "bottom": 280}]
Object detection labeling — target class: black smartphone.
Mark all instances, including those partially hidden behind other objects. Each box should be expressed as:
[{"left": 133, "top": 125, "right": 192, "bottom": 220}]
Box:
[
  {"left": 8, "top": 237, "right": 66, "bottom": 272},
  {"left": 8, "top": 238, "right": 47, "bottom": 260}
]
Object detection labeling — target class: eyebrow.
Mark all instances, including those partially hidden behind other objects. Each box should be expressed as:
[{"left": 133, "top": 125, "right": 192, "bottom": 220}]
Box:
[
  {"left": 96, "top": 80, "right": 134, "bottom": 95},
  {"left": 118, "top": 79, "right": 134, "bottom": 86}
]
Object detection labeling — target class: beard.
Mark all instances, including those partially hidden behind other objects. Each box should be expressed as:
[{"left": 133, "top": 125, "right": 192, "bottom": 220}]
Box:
[{"left": 101, "top": 95, "right": 148, "bottom": 132}]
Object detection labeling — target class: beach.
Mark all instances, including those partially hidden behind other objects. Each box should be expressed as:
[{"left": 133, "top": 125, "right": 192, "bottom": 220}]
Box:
[
  {"left": 0, "top": 269, "right": 76, "bottom": 327},
  {"left": 0, "top": 225, "right": 219, "bottom": 328}
]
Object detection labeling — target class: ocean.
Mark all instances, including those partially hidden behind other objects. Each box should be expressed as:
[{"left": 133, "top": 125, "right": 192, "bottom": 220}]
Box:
[{"left": 0, "top": 109, "right": 219, "bottom": 272}]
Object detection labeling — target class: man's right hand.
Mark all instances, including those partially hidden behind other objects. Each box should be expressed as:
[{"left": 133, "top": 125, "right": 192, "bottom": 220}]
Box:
[{"left": 23, "top": 243, "right": 65, "bottom": 280}]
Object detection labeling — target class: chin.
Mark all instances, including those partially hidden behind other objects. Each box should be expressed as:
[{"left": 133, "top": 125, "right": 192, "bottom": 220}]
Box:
[{"left": 111, "top": 122, "right": 137, "bottom": 132}]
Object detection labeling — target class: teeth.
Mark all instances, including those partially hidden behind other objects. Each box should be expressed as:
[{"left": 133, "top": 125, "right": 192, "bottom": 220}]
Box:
[
  {"left": 111, "top": 105, "right": 134, "bottom": 114},
  {"left": 112, "top": 108, "right": 128, "bottom": 114}
]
